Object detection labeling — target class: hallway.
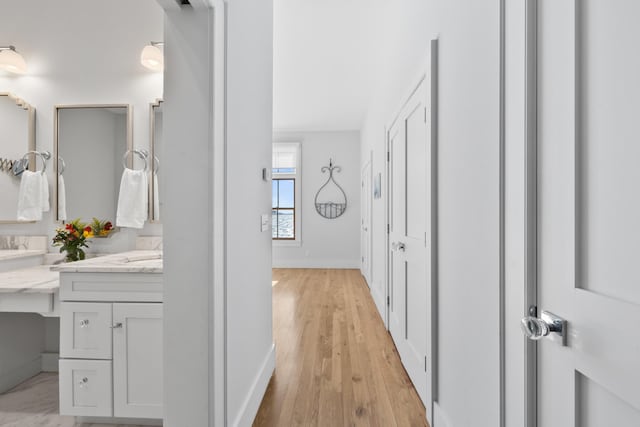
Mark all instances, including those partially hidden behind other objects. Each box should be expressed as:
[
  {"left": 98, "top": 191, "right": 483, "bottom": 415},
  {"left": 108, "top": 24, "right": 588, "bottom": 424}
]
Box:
[{"left": 254, "top": 269, "right": 427, "bottom": 427}]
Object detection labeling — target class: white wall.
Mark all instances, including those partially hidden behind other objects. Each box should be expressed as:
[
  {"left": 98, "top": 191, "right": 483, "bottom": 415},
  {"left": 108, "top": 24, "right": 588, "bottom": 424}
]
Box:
[
  {"left": 361, "top": 1, "right": 502, "bottom": 426},
  {"left": 226, "top": 0, "right": 275, "bottom": 424},
  {"left": 273, "top": 130, "right": 360, "bottom": 269},
  {"left": 0, "top": 313, "right": 44, "bottom": 392},
  {"left": 163, "top": 2, "right": 274, "bottom": 426},
  {"left": 0, "top": 0, "right": 163, "bottom": 252},
  {"left": 162, "top": 8, "right": 212, "bottom": 426}
]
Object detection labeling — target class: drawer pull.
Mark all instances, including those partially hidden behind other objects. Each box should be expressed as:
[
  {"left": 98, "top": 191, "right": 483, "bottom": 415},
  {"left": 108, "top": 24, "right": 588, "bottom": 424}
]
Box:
[
  {"left": 111, "top": 322, "right": 123, "bottom": 329},
  {"left": 79, "top": 319, "right": 90, "bottom": 328},
  {"left": 78, "top": 377, "right": 89, "bottom": 387}
]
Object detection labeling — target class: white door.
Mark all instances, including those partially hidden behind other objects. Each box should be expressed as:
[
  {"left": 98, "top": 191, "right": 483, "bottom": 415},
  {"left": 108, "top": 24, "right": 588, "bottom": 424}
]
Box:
[
  {"left": 361, "top": 159, "right": 372, "bottom": 285},
  {"left": 524, "top": 2, "right": 640, "bottom": 425},
  {"left": 113, "top": 303, "right": 163, "bottom": 419},
  {"left": 388, "top": 77, "right": 431, "bottom": 410}
]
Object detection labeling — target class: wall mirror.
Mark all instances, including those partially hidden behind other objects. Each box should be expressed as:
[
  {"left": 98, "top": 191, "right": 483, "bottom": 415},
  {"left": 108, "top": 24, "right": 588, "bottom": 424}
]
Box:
[
  {"left": 150, "top": 99, "right": 163, "bottom": 222},
  {"left": 0, "top": 93, "right": 36, "bottom": 223},
  {"left": 54, "top": 105, "right": 132, "bottom": 223}
]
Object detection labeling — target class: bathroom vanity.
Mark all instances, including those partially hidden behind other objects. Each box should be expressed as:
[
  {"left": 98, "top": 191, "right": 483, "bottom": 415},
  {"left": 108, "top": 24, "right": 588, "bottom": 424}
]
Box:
[{"left": 53, "top": 250, "right": 163, "bottom": 422}]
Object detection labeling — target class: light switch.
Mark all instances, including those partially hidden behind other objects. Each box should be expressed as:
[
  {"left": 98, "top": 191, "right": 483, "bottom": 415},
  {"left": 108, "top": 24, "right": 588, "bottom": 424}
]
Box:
[{"left": 261, "top": 214, "right": 270, "bottom": 232}]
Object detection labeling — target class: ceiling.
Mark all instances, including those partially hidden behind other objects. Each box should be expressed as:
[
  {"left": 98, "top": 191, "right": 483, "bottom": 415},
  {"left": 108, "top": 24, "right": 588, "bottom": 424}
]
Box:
[{"left": 273, "top": 0, "right": 385, "bottom": 132}]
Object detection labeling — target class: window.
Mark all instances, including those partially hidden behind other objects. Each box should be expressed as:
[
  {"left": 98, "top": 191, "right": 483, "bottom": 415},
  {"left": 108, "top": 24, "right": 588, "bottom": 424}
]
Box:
[
  {"left": 272, "top": 179, "right": 295, "bottom": 239},
  {"left": 272, "top": 142, "right": 301, "bottom": 242}
]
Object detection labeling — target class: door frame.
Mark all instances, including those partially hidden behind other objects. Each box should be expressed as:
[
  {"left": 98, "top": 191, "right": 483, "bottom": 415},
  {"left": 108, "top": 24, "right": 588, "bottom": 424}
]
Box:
[
  {"left": 383, "top": 43, "right": 439, "bottom": 422},
  {"left": 524, "top": 1, "right": 538, "bottom": 426},
  {"left": 361, "top": 153, "right": 373, "bottom": 286}
]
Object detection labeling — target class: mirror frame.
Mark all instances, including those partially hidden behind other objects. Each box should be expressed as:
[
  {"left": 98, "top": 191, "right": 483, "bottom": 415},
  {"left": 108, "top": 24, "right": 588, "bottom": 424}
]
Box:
[
  {"left": 149, "top": 99, "right": 163, "bottom": 223},
  {"left": 0, "top": 93, "right": 36, "bottom": 224},
  {"left": 53, "top": 104, "right": 133, "bottom": 223}
]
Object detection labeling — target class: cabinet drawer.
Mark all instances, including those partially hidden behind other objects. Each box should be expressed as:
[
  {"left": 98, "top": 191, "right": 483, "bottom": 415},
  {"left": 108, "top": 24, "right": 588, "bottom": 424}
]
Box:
[
  {"left": 59, "top": 359, "right": 112, "bottom": 417},
  {"left": 60, "top": 302, "right": 112, "bottom": 359}
]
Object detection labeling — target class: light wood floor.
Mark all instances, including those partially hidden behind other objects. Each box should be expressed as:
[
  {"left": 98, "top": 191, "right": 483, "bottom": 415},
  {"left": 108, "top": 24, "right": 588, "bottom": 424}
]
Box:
[
  {"left": 0, "top": 373, "right": 148, "bottom": 427},
  {"left": 254, "top": 269, "right": 428, "bottom": 427}
]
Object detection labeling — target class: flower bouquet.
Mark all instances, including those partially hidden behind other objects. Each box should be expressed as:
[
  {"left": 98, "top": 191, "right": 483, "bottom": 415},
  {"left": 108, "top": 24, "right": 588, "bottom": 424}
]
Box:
[
  {"left": 52, "top": 219, "right": 93, "bottom": 262},
  {"left": 90, "top": 217, "right": 114, "bottom": 238}
]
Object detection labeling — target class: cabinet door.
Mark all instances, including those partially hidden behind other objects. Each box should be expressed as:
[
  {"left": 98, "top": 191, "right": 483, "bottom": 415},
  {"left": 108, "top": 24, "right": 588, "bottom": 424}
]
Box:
[
  {"left": 113, "top": 303, "right": 163, "bottom": 419},
  {"left": 60, "top": 302, "right": 112, "bottom": 359}
]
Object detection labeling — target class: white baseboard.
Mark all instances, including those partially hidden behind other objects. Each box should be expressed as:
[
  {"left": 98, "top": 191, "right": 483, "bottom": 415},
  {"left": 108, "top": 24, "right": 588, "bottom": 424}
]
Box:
[
  {"left": 370, "top": 282, "right": 387, "bottom": 326},
  {"left": 41, "top": 352, "right": 59, "bottom": 372},
  {"left": 434, "top": 402, "right": 450, "bottom": 427},
  {"left": 232, "top": 343, "right": 276, "bottom": 427},
  {"left": 0, "top": 355, "right": 41, "bottom": 393},
  {"left": 272, "top": 259, "right": 360, "bottom": 269},
  {"left": 76, "top": 416, "right": 161, "bottom": 425}
]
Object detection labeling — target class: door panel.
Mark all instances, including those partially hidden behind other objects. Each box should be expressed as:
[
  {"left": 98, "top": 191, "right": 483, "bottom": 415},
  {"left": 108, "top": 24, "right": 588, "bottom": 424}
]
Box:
[
  {"left": 579, "top": 0, "right": 640, "bottom": 304},
  {"left": 388, "top": 78, "right": 430, "bottom": 409},
  {"left": 533, "top": 1, "right": 640, "bottom": 425},
  {"left": 113, "top": 303, "right": 163, "bottom": 419}
]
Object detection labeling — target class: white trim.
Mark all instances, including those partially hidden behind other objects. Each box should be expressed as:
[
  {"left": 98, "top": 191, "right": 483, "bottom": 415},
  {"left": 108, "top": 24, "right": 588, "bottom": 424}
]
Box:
[
  {"left": 272, "top": 141, "right": 302, "bottom": 243},
  {"left": 361, "top": 153, "right": 373, "bottom": 285},
  {"left": 273, "top": 126, "right": 360, "bottom": 133},
  {"left": 434, "top": 401, "right": 451, "bottom": 427},
  {"left": 272, "top": 259, "right": 360, "bottom": 269},
  {"left": 155, "top": 0, "right": 181, "bottom": 10},
  {"left": 231, "top": 344, "right": 275, "bottom": 427},
  {"left": 76, "top": 416, "right": 161, "bottom": 426},
  {"left": 524, "top": 2, "right": 538, "bottom": 427},
  {"left": 212, "top": 3, "right": 228, "bottom": 427},
  {"left": 272, "top": 240, "right": 302, "bottom": 248}
]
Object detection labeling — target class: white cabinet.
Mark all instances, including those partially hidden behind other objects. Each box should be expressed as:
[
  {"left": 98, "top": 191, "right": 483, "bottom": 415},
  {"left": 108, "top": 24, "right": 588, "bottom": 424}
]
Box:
[
  {"left": 59, "top": 359, "right": 113, "bottom": 417},
  {"left": 58, "top": 271, "right": 163, "bottom": 421},
  {"left": 113, "top": 303, "right": 163, "bottom": 419},
  {"left": 60, "top": 302, "right": 112, "bottom": 359}
]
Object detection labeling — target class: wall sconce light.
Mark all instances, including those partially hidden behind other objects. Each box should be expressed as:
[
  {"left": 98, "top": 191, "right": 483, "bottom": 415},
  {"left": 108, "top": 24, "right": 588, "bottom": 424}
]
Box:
[
  {"left": 0, "top": 46, "right": 27, "bottom": 75},
  {"left": 141, "top": 42, "right": 164, "bottom": 72}
]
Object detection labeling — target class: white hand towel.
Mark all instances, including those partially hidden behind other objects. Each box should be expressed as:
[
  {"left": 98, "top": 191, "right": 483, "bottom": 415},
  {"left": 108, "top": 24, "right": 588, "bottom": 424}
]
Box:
[
  {"left": 116, "top": 168, "right": 148, "bottom": 229},
  {"left": 41, "top": 172, "right": 50, "bottom": 213},
  {"left": 17, "top": 170, "right": 43, "bottom": 221},
  {"left": 58, "top": 174, "right": 67, "bottom": 221},
  {"left": 153, "top": 173, "right": 160, "bottom": 221}
]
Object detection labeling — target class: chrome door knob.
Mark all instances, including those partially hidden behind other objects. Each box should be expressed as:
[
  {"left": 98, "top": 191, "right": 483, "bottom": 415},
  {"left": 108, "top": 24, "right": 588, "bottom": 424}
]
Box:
[
  {"left": 392, "top": 242, "right": 406, "bottom": 252},
  {"left": 521, "top": 317, "right": 550, "bottom": 340},
  {"left": 521, "top": 310, "right": 567, "bottom": 345}
]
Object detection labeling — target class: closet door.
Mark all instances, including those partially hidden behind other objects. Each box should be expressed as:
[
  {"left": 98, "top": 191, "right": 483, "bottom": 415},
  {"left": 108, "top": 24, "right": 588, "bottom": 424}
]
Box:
[
  {"left": 525, "top": 1, "right": 640, "bottom": 426},
  {"left": 388, "top": 77, "right": 431, "bottom": 409}
]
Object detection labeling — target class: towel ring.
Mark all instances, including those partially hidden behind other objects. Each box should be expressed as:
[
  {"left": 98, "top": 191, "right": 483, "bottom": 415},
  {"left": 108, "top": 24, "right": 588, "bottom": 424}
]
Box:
[
  {"left": 21, "top": 150, "right": 51, "bottom": 174},
  {"left": 122, "top": 149, "right": 148, "bottom": 172},
  {"left": 152, "top": 156, "right": 160, "bottom": 174},
  {"left": 57, "top": 156, "right": 66, "bottom": 175}
]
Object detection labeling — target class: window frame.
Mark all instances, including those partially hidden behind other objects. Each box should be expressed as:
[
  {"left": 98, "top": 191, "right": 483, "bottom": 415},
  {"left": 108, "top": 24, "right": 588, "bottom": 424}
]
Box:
[
  {"left": 272, "top": 178, "right": 296, "bottom": 241},
  {"left": 272, "top": 142, "right": 301, "bottom": 245}
]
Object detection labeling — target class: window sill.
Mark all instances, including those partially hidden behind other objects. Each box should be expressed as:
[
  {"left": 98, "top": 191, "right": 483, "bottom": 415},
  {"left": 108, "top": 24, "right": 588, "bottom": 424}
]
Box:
[{"left": 273, "top": 240, "right": 302, "bottom": 248}]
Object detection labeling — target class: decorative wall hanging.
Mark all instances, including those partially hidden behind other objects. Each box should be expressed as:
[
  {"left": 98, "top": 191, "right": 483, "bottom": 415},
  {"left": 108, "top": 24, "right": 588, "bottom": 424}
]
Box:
[
  {"left": 314, "top": 158, "right": 347, "bottom": 219},
  {"left": 373, "top": 172, "right": 382, "bottom": 199}
]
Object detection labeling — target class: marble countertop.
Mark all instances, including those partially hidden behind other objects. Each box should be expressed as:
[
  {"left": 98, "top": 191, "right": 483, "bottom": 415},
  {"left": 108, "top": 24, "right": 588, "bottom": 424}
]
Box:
[
  {"left": 0, "top": 265, "right": 59, "bottom": 294},
  {"left": 0, "top": 250, "right": 47, "bottom": 262},
  {"left": 51, "top": 250, "right": 163, "bottom": 274}
]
